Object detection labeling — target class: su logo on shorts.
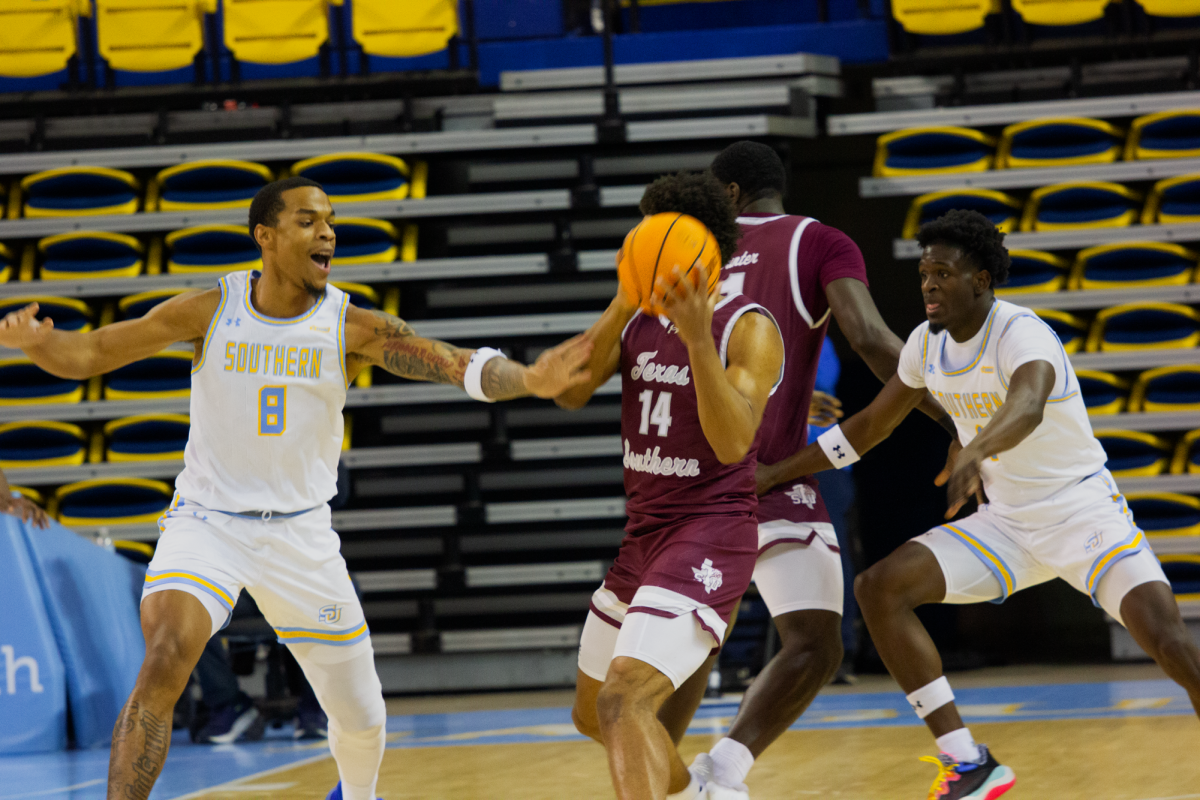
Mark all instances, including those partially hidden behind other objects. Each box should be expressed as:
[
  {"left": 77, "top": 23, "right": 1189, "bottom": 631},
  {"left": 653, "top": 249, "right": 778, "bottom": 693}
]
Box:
[
  {"left": 318, "top": 604, "right": 342, "bottom": 624},
  {"left": 786, "top": 483, "right": 817, "bottom": 508},
  {"left": 692, "top": 559, "right": 724, "bottom": 594}
]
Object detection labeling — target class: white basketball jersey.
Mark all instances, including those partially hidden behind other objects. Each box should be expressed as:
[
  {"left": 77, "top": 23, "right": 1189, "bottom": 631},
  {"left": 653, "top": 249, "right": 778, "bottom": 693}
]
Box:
[
  {"left": 898, "top": 299, "right": 1107, "bottom": 507},
  {"left": 175, "top": 270, "right": 350, "bottom": 513}
]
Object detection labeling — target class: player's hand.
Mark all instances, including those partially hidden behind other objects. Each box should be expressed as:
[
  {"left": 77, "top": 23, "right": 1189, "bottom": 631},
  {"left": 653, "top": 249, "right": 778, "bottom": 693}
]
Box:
[
  {"left": 940, "top": 441, "right": 984, "bottom": 519},
  {"left": 808, "top": 391, "right": 843, "bottom": 427},
  {"left": 523, "top": 334, "right": 594, "bottom": 399},
  {"left": 658, "top": 263, "right": 717, "bottom": 351},
  {"left": 0, "top": 303, "right": 54, "bottom": 350},
  {"left": 0, "top": 495, "right": 50, "bottom": 529}
]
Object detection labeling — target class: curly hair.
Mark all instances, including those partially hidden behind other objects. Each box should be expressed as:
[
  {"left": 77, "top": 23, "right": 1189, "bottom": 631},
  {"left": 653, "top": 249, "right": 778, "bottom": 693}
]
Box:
[
  {"left": 710, "top": 140, "right": 786, "bottom": 201},
  {"left": 639, "top": 171, "right": 742, "bottom": 265},
  {"left": 916, "top": 209, "right": 1011, "bottom": 287}
]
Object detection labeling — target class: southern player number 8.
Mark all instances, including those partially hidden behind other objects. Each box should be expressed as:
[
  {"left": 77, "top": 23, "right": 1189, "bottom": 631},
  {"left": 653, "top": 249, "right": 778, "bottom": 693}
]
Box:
[
  {"left": 638, "top": 390, "right": 673, "bottom": 437},
  {"left": 260, "top": 386, "right": 286, "bottom": 435}
]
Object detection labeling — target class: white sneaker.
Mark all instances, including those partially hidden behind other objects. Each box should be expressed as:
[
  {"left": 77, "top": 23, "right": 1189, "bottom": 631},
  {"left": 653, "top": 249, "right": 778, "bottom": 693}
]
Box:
[
  {"left": 689, "top": 753, "right": 749, "bottom": 800},
  {"left": 707, "top": 782, "right": 749, "bottom": 800}
]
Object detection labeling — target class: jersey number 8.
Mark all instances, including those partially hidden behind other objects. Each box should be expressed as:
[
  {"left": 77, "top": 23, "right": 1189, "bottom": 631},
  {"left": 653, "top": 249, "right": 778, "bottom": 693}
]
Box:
[{"left": 260, "top": 386, "right": 287, "bottom": 435}]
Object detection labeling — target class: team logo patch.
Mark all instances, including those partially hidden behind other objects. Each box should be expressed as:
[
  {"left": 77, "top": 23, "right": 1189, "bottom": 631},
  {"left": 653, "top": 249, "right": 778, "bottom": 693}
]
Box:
[
  {"left": 317, "top": 604, "right": 342, "bottom": 624},
  {"left": 692, "top": 559, "right": 723, "bottom": 594},
  {"left": 786, "top": 483, "right": 817, "bottom": 508},
  {"left": 1085, "top": 531, "right": 1104, "bottom": 554}
]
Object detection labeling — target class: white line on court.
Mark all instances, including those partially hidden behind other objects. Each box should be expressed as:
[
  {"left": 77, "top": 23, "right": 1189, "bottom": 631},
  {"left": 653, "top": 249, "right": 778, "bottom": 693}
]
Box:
[
  {"left": 0, "top": 779, "right": 105, "bottom": 799},
  {"left": 169, "top": 752, "right": 331, "bottom": 800}
]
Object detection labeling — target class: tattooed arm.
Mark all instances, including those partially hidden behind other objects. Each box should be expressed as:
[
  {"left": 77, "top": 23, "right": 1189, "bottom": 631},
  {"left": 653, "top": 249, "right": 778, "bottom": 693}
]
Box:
[{"left": 343, "top": 306, "right": 593, "bottom": 400}]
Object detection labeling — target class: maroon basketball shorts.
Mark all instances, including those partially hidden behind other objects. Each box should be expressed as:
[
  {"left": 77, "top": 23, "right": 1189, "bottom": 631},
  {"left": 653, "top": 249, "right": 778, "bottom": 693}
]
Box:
[
  {"left": 752, "top": 477, "right": 845, "bottom": 616},
  {"left": 578, "top": 513, "right": 757, "bottom": 688}
]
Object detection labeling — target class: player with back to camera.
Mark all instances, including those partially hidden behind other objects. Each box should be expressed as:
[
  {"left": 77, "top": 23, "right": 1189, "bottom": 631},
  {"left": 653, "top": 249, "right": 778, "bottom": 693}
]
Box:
[
  {"left": 558, "top": 171, "right": 785, "bottom": 800},
  {"left": 651, "top": 140, "right": 960, "bottom": 800},
  {"left": 773, "top": 209, "right": 1200, "bottom": 799},
  {"left": 0, "top": 177, "right": 593, "bottom": 800}
]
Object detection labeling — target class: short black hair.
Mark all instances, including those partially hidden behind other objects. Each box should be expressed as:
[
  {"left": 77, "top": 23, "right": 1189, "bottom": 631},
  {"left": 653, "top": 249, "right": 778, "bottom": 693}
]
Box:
[
  {"left": 639, "top": 171, "right": 741, "bottom": 265},
  {"left": 248, "top": 177, "right": 325, "bottom": 247},
  {"left": 710, "top": 141, "right": 786, "bottom": 201},
  {"left": 917, "top": 209, "right": 1011, "bottom": 287}
]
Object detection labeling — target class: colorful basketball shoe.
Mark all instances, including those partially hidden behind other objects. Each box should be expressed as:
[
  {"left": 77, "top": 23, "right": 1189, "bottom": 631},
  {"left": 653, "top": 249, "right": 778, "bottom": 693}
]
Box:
[
  {"left": 921, "top": 745, "right": 1015, "bottom": 799},
  {"left": 325, "top": 781, "right": 383, "bottom": 800}
]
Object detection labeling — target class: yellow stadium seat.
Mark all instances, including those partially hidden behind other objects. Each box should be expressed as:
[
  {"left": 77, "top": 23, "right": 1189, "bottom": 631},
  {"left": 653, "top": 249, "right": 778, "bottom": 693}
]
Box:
[
  {"left": 52, "top": 478, "right": 173, "bottom": 526},
  {"left": 997, "top": 118, "right": 1123, "bottom": 169},
  {"left": 1126, "top": 111, "right": 1200, "bottom": 161},
  {"left": 1011, "top": 0, "right": 1110, "bottom": 26},
  {"left": 874, "top": 127, "right": 996, "bottom": 177},
  {"left": 1094, "top": 429, "right": 1171, "bottom": 478},
  {"left": 291, "top": 152, "right": 410, "bottom": 202},
  {"left": 1171, "top": 429, "right": 1200, "bottom": 474},
  {"left": 37, "top": 232, "right": 146, "bottom": 280},
  {"left": 1086, "top": 302, "right": 1200, "bottom": 353},
  {"left": 0, "top": 420, "right": 86, "bottom": 468},
  {"left": 105, "top": 414, "right": 190, "bottom": 462},
  {"left": 1069, "top": 242, "right": 1197, "bottom": 291},
  {"left": 148, "top": 160, "right": 272, "bottom": 211},
  {"left": 223, "top": 0, "right": 342, "bottom": 66},
  {"left": 1129, "top": 366, "right": 1200, "bottom": 413},
  {"left": 351, "top": 0, "right": 456, "bottom": 58},
  {"left": 20, "top": 167, "right": 140, "bottom": 217},
  {"left": 165, "top": 225, "right": 261, "bottom": 274},
  {"left": 1142, "top": 175, "right": 1200, "bottom": 225},
  {"left": 0, "top": 0, "right": 90, "bottom": 78},
  {"left": 891, "top": 0, "right": 999, "bottom": 35},
  {"left": 95, "top": 0, "right": 215, "bottom": 73},
  {"left": 1135, "top": 0, "right": 1200, "bottom": 17},
  {"left": 1020, "top": 181, "right": 1142, "bottom": 232}
]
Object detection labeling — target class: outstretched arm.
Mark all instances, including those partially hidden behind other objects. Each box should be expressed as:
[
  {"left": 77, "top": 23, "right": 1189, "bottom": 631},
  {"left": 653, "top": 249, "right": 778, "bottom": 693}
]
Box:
[
  {"left": 343, "top": 305, "right": 592, "bottom": 401},
  {"left": 758, "top": 373, "right": 927, "bottom": 490},
  {"left": 826, "top": 277, "right": 956, "bottom": 436},
  {"left": 0, "top": 292, "right": 220, "bottom": 380},
  {"left": 555, "top": 291, "right": 636, "bottom": 410},
  {"left": 940, "top": 359, "right": 1054, "bottom": 518}
]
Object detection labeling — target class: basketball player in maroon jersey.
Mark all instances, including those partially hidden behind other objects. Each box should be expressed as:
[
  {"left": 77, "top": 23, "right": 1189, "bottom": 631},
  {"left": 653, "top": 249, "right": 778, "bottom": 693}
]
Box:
[
  {"left": 656, "top": 142, "right": 958, "bottom": 798},
  {"left": 559, "top": 172, "right": 785, "bottom": 800}
]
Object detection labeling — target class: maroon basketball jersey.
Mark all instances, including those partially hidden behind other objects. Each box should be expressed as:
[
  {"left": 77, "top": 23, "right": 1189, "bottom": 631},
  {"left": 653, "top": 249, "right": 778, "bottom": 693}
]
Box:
[
  {"left": 721, "top": 213, "right": 868, "bottom": 524},
  {"left": 620, "top": 294, "right": 777, "bottom": 534}
]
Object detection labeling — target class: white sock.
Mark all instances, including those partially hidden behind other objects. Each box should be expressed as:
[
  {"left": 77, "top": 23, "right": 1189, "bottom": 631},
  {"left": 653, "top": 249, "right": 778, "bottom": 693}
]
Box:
[
  {"left": 329, "top": 722, "right": 385, "bottom": 800},
  {"left": 710, "top": 736, "right": 754, "bottom": 788},
  {"left": 666, "top": 772, "right": 703, "bottom": 800},
  {"left": 936, "top": 727, "right": 981, "bottom": 764}
]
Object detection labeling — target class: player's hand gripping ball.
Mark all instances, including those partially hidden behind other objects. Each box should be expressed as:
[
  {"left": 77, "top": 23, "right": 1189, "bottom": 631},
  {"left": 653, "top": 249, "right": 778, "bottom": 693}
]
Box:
[{"left": 617, "top": 213, "right": 722, "bottom": 316}]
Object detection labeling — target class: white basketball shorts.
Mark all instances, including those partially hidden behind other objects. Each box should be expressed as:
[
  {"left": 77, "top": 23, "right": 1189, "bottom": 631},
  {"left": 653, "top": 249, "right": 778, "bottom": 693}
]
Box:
[
  {"left": 914, "top": 469, "right": 1169, "bottom": 625},
  {"left": 752, "top": 520, "right": 844, "bottom": 617},
  {"left": 143, "top": 494, "right": 369, "bottom": 654}
]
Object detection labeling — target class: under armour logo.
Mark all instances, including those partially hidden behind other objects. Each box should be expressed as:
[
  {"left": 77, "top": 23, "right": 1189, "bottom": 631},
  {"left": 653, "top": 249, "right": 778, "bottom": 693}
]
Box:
[
  {"left": 692, "top": 559, "right": 723, "bottom": 594},
  {"left": 911, "top": 700, "right": 923, "bottom": 710},
  {"left": 225, "top": 317, "right": 241, "bottom": 327},
  {"left": 832, "top": 445, "right": 846, "bottom": 460},
  {"left": 927, "top": 364, "right": 935, "bottom": 374}
]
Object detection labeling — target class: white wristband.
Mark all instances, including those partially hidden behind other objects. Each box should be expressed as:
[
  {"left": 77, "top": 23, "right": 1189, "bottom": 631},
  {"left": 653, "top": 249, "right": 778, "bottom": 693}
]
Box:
[
  {"left": 816, "top": 424, "right": 861, "bottom": 468},
  {"left": 464, "top": 347, "right": 505, "bottom": 402}
]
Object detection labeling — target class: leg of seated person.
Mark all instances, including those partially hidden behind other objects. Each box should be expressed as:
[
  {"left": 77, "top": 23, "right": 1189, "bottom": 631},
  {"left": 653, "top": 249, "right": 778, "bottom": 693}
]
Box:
[{"left": 108, "top": 590, "right": 213, "bottom": 800}]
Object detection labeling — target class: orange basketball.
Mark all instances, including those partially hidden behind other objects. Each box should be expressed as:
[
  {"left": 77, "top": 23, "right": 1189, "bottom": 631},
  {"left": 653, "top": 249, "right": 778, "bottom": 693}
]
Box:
[{"left": 617, "top": 213, "right": 722, "bottom": 316}]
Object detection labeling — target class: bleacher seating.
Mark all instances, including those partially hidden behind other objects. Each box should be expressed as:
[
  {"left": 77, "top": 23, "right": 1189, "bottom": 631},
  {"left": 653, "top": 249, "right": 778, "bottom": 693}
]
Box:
[
  {"left": 902, "top": 188, "right": 1020, "bottom": 238},
  {"left": 165, "top": 226, "right": 260, "bottom": 274},
  {"left": 1076, "top": 370, "right": 1128, "bottom": 415},
  {"left": 998, "top": 250, "right": 1069, "bottom": 294},
  {"left": 1174, "top": 430, "right": 1200, "bottom": 473},
  {"left": 1134, "top": 0, "right": 1200, "bottom": 18},
  {"left": 21, "top": 168, "right": 141, "bottom": 218},
  {"left": 891, "top": 0, "right": 998, "bottom": 35},
  {"left": 94, "top": 0, "right": 214, "bottom": 87},
  {"left": 873, "top": 126, "right": 995, "bottom": 176},
  {"left": 1130, "top": 367, "right": 1200, "bottom": 412},
  {"left": 105, "top": 415, "right": 191, "bottom": 462},
  {"left": 0, "top": 360, "right": 83, "bottom": 405},
  {"left": 1010, "top": 0, "right": 1111, "bottom": 26},
  {"left": 997, "top": 118, "right": 1124, "bottom": 169},
  {"left": 148, "top": 160, "right": 273, "bottom": 211},
  {"left": 0, "top": 0, "right": 89, "bottom": 92},
  {"left": 52, "top": 478, "right": 173, "bottom": 525},
  {"left": 1126, "top": 111, "right": 1200, "bottom": 160},
  {"left": 1069, "top": 243, "right": 1197, "bottom": 290},
  {"left": 1095, "top": 429, "right": 1172, "bottom": 477},
  {"left": 1143, "top": 175, "right": 1200, "bottom": 224},
  {"left": 219, "top": 0, "right": 341, "bottom": 80},
  {"left": 1086, "top": 302, "right": 1200, "bottom": 352},
  {"left": 1127, "top": 493, "right": 1200, "bottom": 537},
  {"left": 0, "top": 421, "right": 86, "bottom": 468},
  {"left": 35, "top": 233, "right": 146, "bottom": 281}
]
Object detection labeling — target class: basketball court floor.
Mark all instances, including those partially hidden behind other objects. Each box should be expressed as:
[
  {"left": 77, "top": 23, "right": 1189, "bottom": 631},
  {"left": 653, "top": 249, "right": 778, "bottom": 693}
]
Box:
[{"left": 5, "top": 664, "right": 1198, "bottom": 800}]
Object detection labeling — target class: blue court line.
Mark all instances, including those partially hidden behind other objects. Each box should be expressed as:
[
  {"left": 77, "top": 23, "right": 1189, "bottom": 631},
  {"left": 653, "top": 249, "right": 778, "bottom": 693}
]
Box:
[{"left": 0, "top": 679, "right": 1192, "bottom": 799}]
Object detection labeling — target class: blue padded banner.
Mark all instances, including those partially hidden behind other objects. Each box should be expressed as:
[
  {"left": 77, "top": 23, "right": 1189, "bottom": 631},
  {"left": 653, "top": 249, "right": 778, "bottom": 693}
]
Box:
[
  {"left": 0, "top": 517, "right": 67, "bottom": 754},
  {"left": 19, "top": 522, "right": 145, "bottom": 749}
]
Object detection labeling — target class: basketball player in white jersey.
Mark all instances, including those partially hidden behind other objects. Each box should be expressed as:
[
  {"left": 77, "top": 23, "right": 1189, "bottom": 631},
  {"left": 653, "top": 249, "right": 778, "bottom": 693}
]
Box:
[
  {"left": 0, "top": 177, "right": 592, "bottom": 800},
  {"left": 767, "top": 210, "right": 1200, "bottom": 799}
]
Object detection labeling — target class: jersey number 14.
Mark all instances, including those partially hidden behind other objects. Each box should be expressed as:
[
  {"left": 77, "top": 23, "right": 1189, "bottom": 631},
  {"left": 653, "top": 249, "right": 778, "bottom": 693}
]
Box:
[{"left": 638, "top": 390, "right": 673, "bottom": 437}]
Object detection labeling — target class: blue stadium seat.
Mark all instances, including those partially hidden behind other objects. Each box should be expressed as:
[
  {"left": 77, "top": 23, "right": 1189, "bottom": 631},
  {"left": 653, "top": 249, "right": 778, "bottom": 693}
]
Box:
[
  {"left": 902, "top": 189, "right": 1021, "bottom": 239},
  {"left": 95, "top": 0, "right": 214, "bottom": 87},
  {"left": 331, "top": 218, "right": 400, "bottom": 265},
  {"left": 873, "top": 127, "right": 996, "bottom": 177},
  {"left": 1129, "top": 366, "right": 1200, "bottom": 412},
  {"left": 148, "top": 161, "right": 273, "bottom": 212},
  {"left": 1020, "top": 181, "right": 1142, "bottom": 232},
  {"left": 1127, "top": 494, "right": 1200, "bottom": 538},
  {"left": 1034, "top": 308, "right": 1087, "bottom": 353},
  {"left": 104, "top": 352, "right": 193, "bottom": 399},
  {"left": 1074, "top": 369, "right": 1128, "bottom": 415},
  {"left": 1159, "top": 555, "right": 1200, "bottom": 597},
  {"left": 1172, "top": 429, "right": 1200, "bottom": 474},
  {"left": 1126, "top": 111, "right": 1200, "bottom": 160},
  {"left": 0, "top": 421, "right": 86, "bottom": 468},
  {"left": 20, "top": 167, "right": 141, "bottom": 218},
  {"left": 291, "top": 153, "right": 413, "bottom": 202},
  {"left": 119, "top": 290, "right": 187, "bottom": 320},
  {"left": 0, "top": 0, "right": 89, "bottom": 92},
  {"left": 998, "top": 117, "right": 1123, "bottom": 168},
  {"left": 165, "top": 225, "right": 261, "bottom": 275},
  {"left": 0, "top": 296, "right": 93, "bottom": 331},
  {"left": 997, "top": 249, "right": 1069, "bottom": 294},
  {"left": 105, "top": 414, "right": 190, "bottom": 462},
  {"left": 0, "top": 359, "right": 84, "bottom": 405},
  {"left": 53, "top": 478, "right": 173, "bottom": 526},
  {"left": 1142, "top": 175, "right": 1200, "bottom": 225},
  {"left": 36, "top": 232, "right": 146, "bottom": 281},
  {"left": 1069, "top": 242, "right": 1197, "bottom": 291},
  {"left": 1093, "top": 429, "right": 1170, "bottom": 478},
  {"left": 1086, "top": 302, "right": 1200, "bottom": 352}
]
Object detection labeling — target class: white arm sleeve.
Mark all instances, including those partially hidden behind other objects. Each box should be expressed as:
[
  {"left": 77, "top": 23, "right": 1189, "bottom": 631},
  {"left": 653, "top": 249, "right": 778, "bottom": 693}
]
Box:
[
  {"left": 896, "top": 324, "right": 930, "bottom": 389},
  {"left": 998, "top": 316, "right": 1067, "bottom": 395}
]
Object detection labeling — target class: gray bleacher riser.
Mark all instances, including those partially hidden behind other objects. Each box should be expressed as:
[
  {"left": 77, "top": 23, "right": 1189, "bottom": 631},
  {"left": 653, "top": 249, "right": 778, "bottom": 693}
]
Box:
[
  {"left": 1001, "top": 285, "right": 1200, "bottom": 312},
  {"left": 464, "top": 561, "right": 607, "bottom": 588},
  {"left": 375, "top": 649, "right": 577, "bottom": 693},
  {"left": 894, "top": 223, "right": 1200, "bottom": 259},
  {"left": 467, "top": 153, "right": 718, "bottom": 185}
]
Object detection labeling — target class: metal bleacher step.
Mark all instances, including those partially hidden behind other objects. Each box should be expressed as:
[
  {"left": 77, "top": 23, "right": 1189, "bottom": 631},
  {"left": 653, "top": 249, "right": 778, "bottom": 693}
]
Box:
[
  {"left": 485, "top": 497, "right": 626, "bottom": 524},
  {"left": 433, "top": 592, "right": 593, "bottom": 617},
  {"left": 894, "top": 222, "right": 1200, "bottom": 259},
  {"left": 829, "top": 89, "right": 1200, "bottom": 137},
  {"left": 1069, "top": 349, "right": 1200, "bottom": 372},
  {"left": 1002, "top": 284, "right": 1200, "bottom": 313},
  {"left": 1145, "top": 535, "right": 1200, "bottom": 556},
  {"left": 439, "top": 625, "right": 582, "bottom": 653},
  {"left": 355, "top": 569, "right": 439, "bottom": 593},
  {"left": 370, "top": 633, "right": 414, "bottom": 656},
  {"left": 467, "top": 152, "right": 718, "bottom": 186},
  {"left": 459, "top": 528, "right": 625, "bottom": 554},
  {"left": 509, "top": 435, "right": 622, "bottom": 461},
  {"left": 500, "top": 53, "right": 840, "bottom": 91},
  {"left": 464, "top": 561, "right": 607, "bottom": 588}
]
